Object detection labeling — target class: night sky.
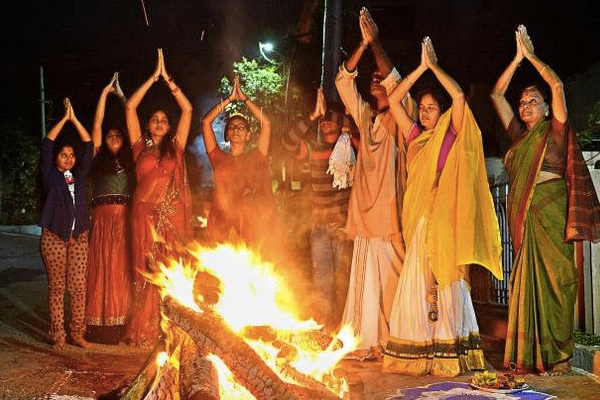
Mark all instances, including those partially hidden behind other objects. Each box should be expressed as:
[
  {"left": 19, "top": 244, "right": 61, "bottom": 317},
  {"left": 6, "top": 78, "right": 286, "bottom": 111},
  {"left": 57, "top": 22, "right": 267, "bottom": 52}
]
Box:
[{"left": 3, "top": 0, "right": 600, "bottom": 149}]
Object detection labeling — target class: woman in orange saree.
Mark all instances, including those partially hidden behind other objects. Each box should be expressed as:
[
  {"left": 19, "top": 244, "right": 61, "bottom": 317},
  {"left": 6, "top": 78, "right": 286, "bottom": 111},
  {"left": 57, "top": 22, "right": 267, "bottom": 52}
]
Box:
[{"left": 124, "top": 49, "right": 193, "bottom": 348}]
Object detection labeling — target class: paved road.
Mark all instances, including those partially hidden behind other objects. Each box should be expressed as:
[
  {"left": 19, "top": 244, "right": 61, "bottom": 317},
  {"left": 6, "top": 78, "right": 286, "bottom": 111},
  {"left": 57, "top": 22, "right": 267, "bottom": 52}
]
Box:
[
  {"left": 1, "top": 231, "right": 599, "bottom": 399},
  {"left": 0, "top": 232, "right": 150, "bottom": 399}
]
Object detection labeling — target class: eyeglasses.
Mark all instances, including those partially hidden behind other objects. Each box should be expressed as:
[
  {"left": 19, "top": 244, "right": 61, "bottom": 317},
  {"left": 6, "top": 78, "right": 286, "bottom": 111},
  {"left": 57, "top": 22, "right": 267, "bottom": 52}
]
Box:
[
  {"left": 227, "top": 124, "right": 248, "bottom": 132},
  {"left": 519, "top": 98, "right": 541, "bottom": 108},
  {"left": 418, "top": 106, "right": 439, "bottom": 113}
]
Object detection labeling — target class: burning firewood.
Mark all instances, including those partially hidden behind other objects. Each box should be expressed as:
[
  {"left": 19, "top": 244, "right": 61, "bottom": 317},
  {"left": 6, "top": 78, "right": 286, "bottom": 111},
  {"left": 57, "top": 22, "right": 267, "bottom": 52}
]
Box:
[
  {"left": 120, "top": 345, "right": 162, "bottom": 400},
  {"left": 180, "top": 337, "right": 220, "bottom": 400},
  {"left": 144, "top": 344, "right": 181, "bottom": 400},
  {"left": 162, "top": 296, "right": 339, "bottom": 400},
  {"left": 275, "top": 360, "right": 336, "bottom": 396},
  {"left": 241, "top": 326, "right": 342, "bottom": 352}
]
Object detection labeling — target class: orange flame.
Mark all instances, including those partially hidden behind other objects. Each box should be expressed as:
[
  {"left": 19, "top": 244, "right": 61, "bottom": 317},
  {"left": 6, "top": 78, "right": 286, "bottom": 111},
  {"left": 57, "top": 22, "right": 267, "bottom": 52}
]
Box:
[{"left": 147, "top": 241, "right": 358, "bottom": 398}]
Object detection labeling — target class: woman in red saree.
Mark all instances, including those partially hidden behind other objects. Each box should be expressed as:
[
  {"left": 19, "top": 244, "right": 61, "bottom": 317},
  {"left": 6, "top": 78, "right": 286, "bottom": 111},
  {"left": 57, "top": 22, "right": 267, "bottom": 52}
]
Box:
[
  {"left": 490, "top": 25, "right": 600, "bottom": 375},
  {"left": 124, "top": 49, "right": 193, "bottom": 348}
]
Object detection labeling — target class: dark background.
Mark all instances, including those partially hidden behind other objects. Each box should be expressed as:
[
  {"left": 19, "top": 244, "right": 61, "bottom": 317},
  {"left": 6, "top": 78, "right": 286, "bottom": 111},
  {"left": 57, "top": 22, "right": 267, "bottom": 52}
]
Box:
[{"left": 2, "top": 0, "right": 600, "bottom": 153}]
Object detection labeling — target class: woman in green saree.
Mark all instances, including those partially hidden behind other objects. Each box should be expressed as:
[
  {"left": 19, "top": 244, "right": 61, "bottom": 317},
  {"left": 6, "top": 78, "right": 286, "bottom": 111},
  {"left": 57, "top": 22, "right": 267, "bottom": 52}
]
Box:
[{"left": 490, "top": 25, "right": 600, "bottom": 375}]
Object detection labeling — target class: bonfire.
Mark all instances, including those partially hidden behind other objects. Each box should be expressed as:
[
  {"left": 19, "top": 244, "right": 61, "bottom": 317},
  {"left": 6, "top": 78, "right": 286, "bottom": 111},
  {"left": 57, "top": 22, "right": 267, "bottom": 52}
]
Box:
[{"left": 120, "top": 241, "right": 358, "bottom": 399}]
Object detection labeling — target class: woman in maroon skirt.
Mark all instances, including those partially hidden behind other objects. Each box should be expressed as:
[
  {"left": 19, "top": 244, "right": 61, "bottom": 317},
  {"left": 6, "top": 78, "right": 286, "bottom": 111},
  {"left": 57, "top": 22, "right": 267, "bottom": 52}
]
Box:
[{"left": 85, "top": 73, "right": 135, "bottom": 344}]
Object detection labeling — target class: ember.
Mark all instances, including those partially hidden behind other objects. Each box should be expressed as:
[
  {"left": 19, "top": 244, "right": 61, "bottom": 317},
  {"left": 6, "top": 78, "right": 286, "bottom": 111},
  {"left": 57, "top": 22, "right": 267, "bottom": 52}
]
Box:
[{"left": 122, "top": 242, "right": 357, "bottom": 399}]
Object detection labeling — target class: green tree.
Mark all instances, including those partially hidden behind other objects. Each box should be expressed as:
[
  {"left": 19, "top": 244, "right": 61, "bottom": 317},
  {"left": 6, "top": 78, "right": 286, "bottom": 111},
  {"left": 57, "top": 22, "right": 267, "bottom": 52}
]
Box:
[
  {"left": 0, "top": 121, "right": 40, "bottom": 225},
  {"left": 219, "top": 58, "right": 285, "bottom": 127},
  {"left": 578, "top": 100, "right": 600, "bottom": 149}
]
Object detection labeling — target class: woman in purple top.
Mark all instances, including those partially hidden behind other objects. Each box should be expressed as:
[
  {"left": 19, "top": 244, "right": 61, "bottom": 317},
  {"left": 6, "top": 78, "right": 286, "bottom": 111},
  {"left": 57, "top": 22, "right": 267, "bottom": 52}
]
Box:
[{"left": 40, "top": 98, "right": 93, "bottom": 350}]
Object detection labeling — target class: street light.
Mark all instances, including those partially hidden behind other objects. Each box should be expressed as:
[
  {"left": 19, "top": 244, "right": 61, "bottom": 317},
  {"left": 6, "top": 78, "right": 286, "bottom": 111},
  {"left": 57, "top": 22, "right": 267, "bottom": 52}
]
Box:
[{"left": 258, "top": 42, "right": 278, "bottom": 65}]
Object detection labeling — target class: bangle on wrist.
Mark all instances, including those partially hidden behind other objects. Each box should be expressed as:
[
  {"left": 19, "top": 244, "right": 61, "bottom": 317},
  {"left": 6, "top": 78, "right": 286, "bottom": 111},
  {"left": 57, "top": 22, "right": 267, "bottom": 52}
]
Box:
[
  {"left": 539, "top": 64, "right": 547, "bottom": 75},
  {"left": 360, "top": 40, "right": 369, "bottom": 50},
  {"left": 171, "top": 86, "right": 180, "bottom": 94}
]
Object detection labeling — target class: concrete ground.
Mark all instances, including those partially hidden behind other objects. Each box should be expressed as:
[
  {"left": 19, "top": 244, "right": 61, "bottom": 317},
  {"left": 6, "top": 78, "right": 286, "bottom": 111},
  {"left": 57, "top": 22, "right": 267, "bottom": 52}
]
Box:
[{"left": 1, "top": 231, "right": 599, "bottom": 399}]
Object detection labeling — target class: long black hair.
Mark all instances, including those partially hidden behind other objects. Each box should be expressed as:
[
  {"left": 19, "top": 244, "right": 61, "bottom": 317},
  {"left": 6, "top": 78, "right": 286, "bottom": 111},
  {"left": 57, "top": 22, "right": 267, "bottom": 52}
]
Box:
[{"left": 89, "top": 127, "right": 134, "bottom": 180}]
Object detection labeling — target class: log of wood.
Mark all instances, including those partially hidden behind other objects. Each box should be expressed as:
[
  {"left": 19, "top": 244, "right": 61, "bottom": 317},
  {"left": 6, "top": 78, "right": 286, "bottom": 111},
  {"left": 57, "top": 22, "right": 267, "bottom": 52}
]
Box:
[
  {"left": 120, "top": 344, "right": 163, "bottom": 400},
  {"left": 275, "top": 360, "right": 334, "bottom": 396},
  {"left": 162, "top": 296, "right": 339, "bottom": 400},
  {"left": 180, "top": 336, "right": 220, "bottom": 400},
  {"left": 144, "top": 343, "right": 181, "bottom": 400},
  {"left": 241, "top": 325, "right": 343, "bottom": 352}
]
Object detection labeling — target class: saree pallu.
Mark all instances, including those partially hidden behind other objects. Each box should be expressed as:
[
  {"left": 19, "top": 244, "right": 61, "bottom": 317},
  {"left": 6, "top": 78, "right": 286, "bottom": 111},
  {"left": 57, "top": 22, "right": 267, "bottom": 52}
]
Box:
[
  {"left": 85, "top": 204, "right": 131, "bottom": 326},
  {"left": 504, "top": 179, "right": 576, "bottom": 372}
]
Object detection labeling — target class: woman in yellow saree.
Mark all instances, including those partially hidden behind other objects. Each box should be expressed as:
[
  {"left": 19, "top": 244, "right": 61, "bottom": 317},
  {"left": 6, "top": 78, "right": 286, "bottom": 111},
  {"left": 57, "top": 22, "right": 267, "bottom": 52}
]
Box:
[
  {"left": 382, "top": 37, "right": 503, "bottom": 377},
  {"left": 490, "top": 25, "right": 600, "bottom": 375}
]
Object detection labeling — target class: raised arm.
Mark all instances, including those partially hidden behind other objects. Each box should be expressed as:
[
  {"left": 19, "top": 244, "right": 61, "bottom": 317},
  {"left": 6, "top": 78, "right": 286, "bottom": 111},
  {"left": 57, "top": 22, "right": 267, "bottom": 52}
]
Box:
[
  {"left": 92, "top": 73, "right": 126, "bottom": 154},
  {"left": 343, "top": 9, "right": 372, "bottom": 73},
  {"left": 66, "top": 99, "right": 92, "bottom": 143},
  {"left": 200, "top": 96, "right": 228, "bottom": 155},
  {"left": 360, "top": 7, "right": 393, "bottom": 77},
  {"left": 237, "top": 78, "right": 271, "bottom": 156},
  {"left": 161, "top": 51, "right": 193, "bottom": 150},
  {"left": 423, "top": 37, "right": 465, "bottom": 132},
  {"left": 200, "top": 75, "right": 243, "bottom": 154},
  {"left": 334, "top": 8, "right": 374, "bottom": 125},
  {"left": 518, "top": 25, "right": 567, "bottom": 123},
  {"left": 388, "top": 46, "right": 427, "bottom": 138},
  {"left": 46, "top": 98, "right": 70, "bottom": 142},
  {"left": 490, "top": 29, "right": 523, "bottom": 130},
  {"left": 282, "top": 88, "right": 323, "bottom": 159},
  {"left": 125, "top": 49, "right": 162, "bottom": 146}
]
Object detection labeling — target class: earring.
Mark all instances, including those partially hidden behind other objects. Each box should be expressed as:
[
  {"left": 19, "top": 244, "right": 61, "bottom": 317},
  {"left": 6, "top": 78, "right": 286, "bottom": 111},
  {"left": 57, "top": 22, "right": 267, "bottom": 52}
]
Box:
[{"left": 544, "top": 110, "right": 549, "bottom": 117}]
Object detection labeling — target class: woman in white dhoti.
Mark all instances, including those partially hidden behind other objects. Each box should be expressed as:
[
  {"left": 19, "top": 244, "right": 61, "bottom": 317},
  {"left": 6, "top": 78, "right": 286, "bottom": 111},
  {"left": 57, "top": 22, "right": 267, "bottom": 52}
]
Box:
[{"left": 382, "top": 37, "right": 503, "bottom": 376}]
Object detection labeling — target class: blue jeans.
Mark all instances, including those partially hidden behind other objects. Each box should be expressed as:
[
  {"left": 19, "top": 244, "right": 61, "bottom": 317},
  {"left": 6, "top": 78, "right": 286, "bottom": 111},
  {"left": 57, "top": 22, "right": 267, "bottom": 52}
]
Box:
[{"left": 311, "top": 222, "right": 352, "bottom": 330}]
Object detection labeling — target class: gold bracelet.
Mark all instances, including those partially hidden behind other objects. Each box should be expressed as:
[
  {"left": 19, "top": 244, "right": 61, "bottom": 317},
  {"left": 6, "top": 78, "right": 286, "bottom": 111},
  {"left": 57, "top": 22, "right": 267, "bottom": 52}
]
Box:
[{"left": 540, "top": 64, "right": 547, "bottom": 75}]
